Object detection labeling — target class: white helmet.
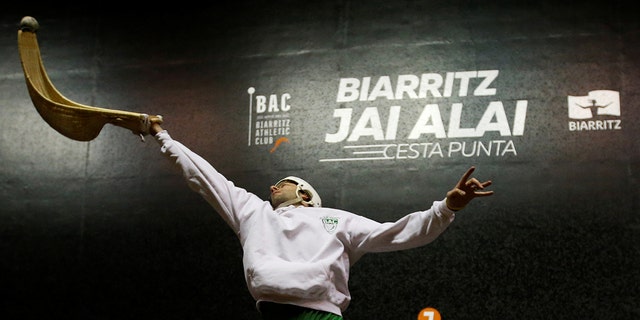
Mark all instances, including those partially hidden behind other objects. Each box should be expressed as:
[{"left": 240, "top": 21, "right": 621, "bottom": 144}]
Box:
[{"left": 273, "top": 176, "right": 322, "bottom": 208}]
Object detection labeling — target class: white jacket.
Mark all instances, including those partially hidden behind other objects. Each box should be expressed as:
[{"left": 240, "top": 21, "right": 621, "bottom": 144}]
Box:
[{"left": 155, "top": 131, "right": 456, "bottom": 316}]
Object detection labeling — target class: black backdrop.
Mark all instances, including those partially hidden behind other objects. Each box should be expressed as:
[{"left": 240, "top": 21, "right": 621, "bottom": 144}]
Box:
[{"left": 1, "top": 2, "right": 638, "bottom": 319}]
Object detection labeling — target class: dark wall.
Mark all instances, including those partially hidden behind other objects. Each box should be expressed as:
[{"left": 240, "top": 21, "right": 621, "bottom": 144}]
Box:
[{"left": 1, "top": 2, "right": 638, "bottom": 319}]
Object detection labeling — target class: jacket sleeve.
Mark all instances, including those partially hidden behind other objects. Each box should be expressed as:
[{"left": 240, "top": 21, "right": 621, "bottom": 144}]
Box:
[
  {"left": 347, "top": 200, "right": 455, "bottom": 260},
  {"left": 154, "top": 130, "right": 267, "bottom": 233}
]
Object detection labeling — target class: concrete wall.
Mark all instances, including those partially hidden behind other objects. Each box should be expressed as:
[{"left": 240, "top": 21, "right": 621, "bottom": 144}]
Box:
[{"left": 1, "top": 2, "right": 638, "bottom": 319}]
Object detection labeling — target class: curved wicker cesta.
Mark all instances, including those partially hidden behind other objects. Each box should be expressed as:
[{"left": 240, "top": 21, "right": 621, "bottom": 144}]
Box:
[{"left": 17, "top": 16, "right": 163, "bottom": 142}]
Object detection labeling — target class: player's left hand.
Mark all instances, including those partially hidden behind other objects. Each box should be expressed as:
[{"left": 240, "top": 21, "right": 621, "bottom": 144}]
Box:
[{"left": 445, "top": 166, "right": 493, "bottom": 211}]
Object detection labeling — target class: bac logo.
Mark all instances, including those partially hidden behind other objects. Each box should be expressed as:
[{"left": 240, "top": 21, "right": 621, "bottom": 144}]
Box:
[
  {"left": 417, "top": 307, "right": 441, "bottom": 320},
  {"left": 246, "top": 87, "right": 293, "bottom": 151}
]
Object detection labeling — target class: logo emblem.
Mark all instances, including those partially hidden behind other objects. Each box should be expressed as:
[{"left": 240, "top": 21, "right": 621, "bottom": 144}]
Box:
[
  {"left": 321, "top": 217, "right": 339, "bottom": 234},
  {"left": 567, "top": 90, "right": 622, "bottom": 131},
  {"left": 567, "top": 90, "right": 620, "bottom": 119}
]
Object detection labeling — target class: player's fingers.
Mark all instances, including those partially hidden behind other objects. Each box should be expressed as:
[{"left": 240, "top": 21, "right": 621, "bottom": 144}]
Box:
[
  {"left": 474, "top": 190, "right": 494, "bottom": 197},
  {"left": 457, "top": 166, "right": 476, "bottom": 187},
  {"left": 465, "top": 178, "right": 481, "bottom": 187},
  {"left": 481, "top": 180, "right": 492, "bottom": 188}
]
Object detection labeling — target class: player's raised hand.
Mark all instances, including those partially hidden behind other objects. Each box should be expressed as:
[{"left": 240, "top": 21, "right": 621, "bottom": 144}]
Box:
[{"left": 445, "top": 166, "right": 493, "bottom": 211}]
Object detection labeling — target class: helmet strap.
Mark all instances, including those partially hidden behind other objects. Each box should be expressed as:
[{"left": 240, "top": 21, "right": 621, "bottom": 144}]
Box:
[
  {"left": 277, "top": 196, "right": 304, "bottom": 208},
  {"left": 276, "top": 185, "right": 311, "bottom": 208}
]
